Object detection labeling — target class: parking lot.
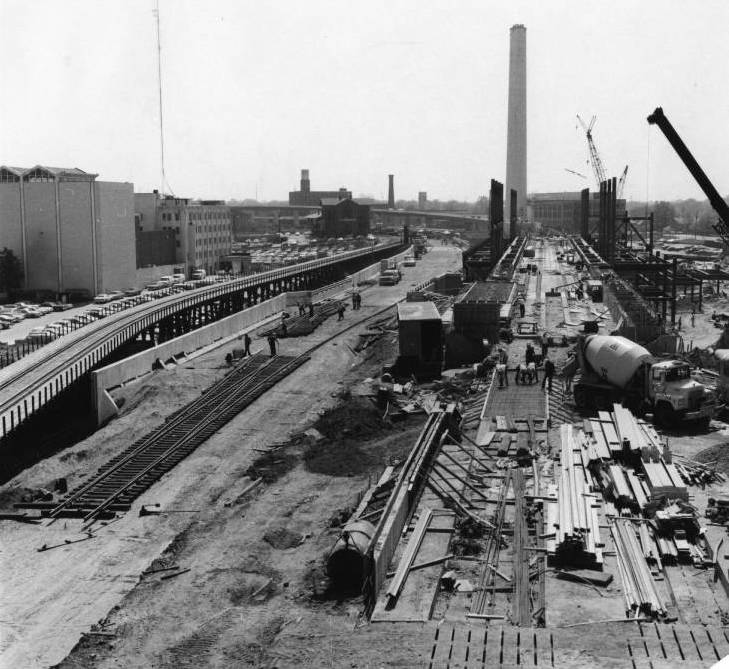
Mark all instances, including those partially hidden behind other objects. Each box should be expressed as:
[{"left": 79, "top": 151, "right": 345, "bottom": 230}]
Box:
[{"left": 0, "top": 276, "right": 235, "bottom": 354}]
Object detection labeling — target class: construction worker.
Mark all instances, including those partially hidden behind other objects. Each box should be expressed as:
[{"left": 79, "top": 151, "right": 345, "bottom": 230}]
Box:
[
  {"left": 267, "top": 333, "right": 277, "bottom": 357},
  {"left": 337, "top": 304, "right": 345, "bottom": 321},
  {"left": 498, "top": 348, "right": 509, "bottom": 386},
  {"left": 496, "top": 362, "right": 507, "bottom": 388},
  {"left": 243, "top": 332, "right": 252, "bottom": 357},
  {"left": 542, "top": 357, "right": 555, "bottom": 391},
  {"left": 678, "top": 316, "right": 682, "bottom": 331},
  {"left": 309, "top": 303, "right": 315, "bottom": 317},
  {"left": 525, "top": 343, "right": 535, "bottom": 366},
  {"left": 528, "top": 361, "right": 538, "bottom": 384},
  {"left": 352, "top": 292, "right": 357, "bottom": 310},
  {"left": 691, "top": 309, "right": 696, "bottom": 327},
  {"left": 515, "top": 362, "right": 526, "bottom": 385},
  {"left": 540, "top": 331, "right": 549, "bottom": 359},
  {"left": 562, "top": 353, "right": 576, "bottom": 393},
  {"left": 519, "top": 300, "right": 525, "bottom": 318}
]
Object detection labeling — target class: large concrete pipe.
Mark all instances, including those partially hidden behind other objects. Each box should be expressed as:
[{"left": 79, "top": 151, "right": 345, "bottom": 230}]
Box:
[{"left": 326, "top": 519, "right": 375, "bottom": 589}]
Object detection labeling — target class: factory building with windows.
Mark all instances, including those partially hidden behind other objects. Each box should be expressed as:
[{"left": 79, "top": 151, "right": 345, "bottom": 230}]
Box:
[{"left": 135, "top": 192, "right": 232, "bottom": 275}]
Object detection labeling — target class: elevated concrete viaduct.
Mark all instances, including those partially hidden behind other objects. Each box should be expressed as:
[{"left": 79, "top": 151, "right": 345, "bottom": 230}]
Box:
[{"left": 0, "top": 242, "right": 405, "bottom": 442}]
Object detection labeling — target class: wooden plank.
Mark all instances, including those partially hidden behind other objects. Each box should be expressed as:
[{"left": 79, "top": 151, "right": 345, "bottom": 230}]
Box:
[
  {"left": 475, "top": 421, "right": 495, "bottom": 447},
  {"left": 385, "top": 508, "right": 433, "bottom": 605}
]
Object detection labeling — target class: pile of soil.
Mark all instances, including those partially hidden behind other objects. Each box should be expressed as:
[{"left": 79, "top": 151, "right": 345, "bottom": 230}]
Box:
[
  {"left": 304, "top": 421, "right": 423, "bottom": 477},
  {"left": 695, "top": 442, "right": 729, "bottom": 475},
  {"left": 263, "top": 526, "right": 303, "bottom": 549},
  {"left": 245, "top": 448, "right": 299, "bottom": 483},
  {"left": 0, "top": 485, "right": 53, "bottom": 510},
  {"left": 312, "top": 396, "right": 387, "bottom": 441}
]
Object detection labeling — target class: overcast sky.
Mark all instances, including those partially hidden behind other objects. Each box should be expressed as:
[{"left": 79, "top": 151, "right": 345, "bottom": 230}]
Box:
[{"left": 2, "top": 0, "right": 728, "bottom": 204}]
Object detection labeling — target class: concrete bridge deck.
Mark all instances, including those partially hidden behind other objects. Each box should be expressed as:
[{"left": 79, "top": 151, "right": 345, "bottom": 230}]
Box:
[{"left": 0, "top": 242, "right": 404, "bottom": 440}]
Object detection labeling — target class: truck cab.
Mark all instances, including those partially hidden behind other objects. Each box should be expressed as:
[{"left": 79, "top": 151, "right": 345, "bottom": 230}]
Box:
[
  {"left": 573, "top": 333, "right": 714, "bottom": 426},
  {"left": 646, "top": 359, "right": 715, "bottom": 425}
]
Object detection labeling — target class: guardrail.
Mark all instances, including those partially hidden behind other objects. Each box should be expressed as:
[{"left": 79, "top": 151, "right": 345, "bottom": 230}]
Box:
[{"left": 0, "top": 242, "right": 402, "bottom": 439}]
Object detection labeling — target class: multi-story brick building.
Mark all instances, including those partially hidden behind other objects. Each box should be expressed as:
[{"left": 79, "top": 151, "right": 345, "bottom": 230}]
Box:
[
  {"left": 135, "top": 192, "right": 232, "bottom": 275},
  {"left": 0, "top": 164, "right": 136, "bottom": 298}
]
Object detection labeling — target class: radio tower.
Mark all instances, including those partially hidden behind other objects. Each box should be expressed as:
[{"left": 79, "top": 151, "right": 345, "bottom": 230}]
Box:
[{"left": 154, "top": 0, "right": 173, "bottom": 195}]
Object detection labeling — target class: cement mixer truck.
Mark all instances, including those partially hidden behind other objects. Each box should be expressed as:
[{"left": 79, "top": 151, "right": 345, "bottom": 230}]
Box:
[{"left": 572, "top": 334, "right": 715, "bottom": 427}]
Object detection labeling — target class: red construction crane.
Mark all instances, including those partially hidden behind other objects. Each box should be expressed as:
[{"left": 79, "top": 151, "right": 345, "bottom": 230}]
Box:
[{"left": 577, "top": 114, "right": 607, "bottom": 189}]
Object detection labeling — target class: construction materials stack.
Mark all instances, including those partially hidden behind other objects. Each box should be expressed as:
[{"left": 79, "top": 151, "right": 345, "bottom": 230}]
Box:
[
  {"left": 610, "top": 518, "right": 668, "bottom": 618},
  {"left": 545, "top": 424, "right": 603, "bottom": 569}
]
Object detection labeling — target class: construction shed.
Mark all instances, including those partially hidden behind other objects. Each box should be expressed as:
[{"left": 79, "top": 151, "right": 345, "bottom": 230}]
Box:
[{"left": 397, "top": 302, "right": 443, "bottom": 379}]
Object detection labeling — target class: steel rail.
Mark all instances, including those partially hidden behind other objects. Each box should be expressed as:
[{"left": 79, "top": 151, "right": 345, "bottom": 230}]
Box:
[
  {"left": 47, "top": 353, "right": 272, "bottom": 519},
  {"left": 46, "top": 283, "right": 412, "bottom": 525},
  {"left": 79, "top": 354, "right": 309, "bottom": 525}
]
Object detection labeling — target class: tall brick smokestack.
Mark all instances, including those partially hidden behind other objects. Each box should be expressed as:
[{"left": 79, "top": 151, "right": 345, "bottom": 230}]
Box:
[
  {"left": 388, "top": 174, "right": 395, "bottom": 209},
  {"left": 300, "top": 169, "right": 310, "bottom": 194},
  {"left": 505, "top": 24, "right": 527, "bottom": 238}
]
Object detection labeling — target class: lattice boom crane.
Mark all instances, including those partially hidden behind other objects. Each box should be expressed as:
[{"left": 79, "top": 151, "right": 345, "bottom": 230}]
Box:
[{"left": 577, "top": 114, "right": 607, "bottom": 189}]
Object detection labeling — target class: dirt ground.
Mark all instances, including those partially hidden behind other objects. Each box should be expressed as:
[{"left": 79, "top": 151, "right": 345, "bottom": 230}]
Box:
[
  {"left": 6, "top": 241, "right": 729, "bottom": 669},
  {"left": 0, "top": 246, "right": 461, "bottom": 669}
]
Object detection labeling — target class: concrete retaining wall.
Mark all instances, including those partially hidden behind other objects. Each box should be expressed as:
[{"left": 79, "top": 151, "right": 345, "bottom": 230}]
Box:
[
  {"left": 91, "top": 294, "right": 286, "bottom": 424},
  {"left": 90, "top": 246, "right": 412, "bottom": 426}
]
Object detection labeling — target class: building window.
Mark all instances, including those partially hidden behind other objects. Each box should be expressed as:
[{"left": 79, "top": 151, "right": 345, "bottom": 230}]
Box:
[
  {"left": 175, "top": 213, "right": 180, "bottom": 221},
  {"left": 0, "top": 168, "right": 20, "bottom": 183},
  {"left": 23, "top": 167, "right": 55, "bottom": 182}
]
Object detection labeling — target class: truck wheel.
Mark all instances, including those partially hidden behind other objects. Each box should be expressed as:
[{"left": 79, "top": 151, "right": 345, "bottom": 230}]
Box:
[{"left": 654, "top": 402, "right": 675, "bottom": 428}]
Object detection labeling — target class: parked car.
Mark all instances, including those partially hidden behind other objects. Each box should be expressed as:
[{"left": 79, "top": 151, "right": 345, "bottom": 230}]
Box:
[
  {"left": 53, "top": 302, "right": 73, "bottom": 312},
  {"left": 71, "top": 314, "right": 94, "bottom": 325},
  {"left": 403, "top": 256, "right": 416, "bottom": 267},
  {"left": 87, "top": 307, "right": 107, "bottom": 318},
  {"left": 94, "top": 294, "right": 113, "bottom": 304},
  {"left": 108, "top": 291, "right": 124, "bottom": 301},
  {"left": 27, "top": 326, "right": 46, "bottom": 337},
  {"left": 124, "top": 288, "right": 142, "bottom": 297},
  {"left": 36, "top": 305, "right": 53, "bottom": 315},
  {"left": 20, "top": 307, "right": 42, "bottom": 318}
]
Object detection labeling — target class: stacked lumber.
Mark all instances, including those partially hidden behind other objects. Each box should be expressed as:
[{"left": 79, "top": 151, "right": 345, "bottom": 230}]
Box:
[
  {"left": 545, "top": 425, "right": 603, "bottom": 568},
  {"left": 610, "top": 518, "right": 667, "bottom": 617},
  {"left": 582, "top": 420, "right": 612, "bottom": 461},
  {"left": 641, "top": 460, "right": 688, "bottom": 501},
  {"left": 601, "top": 464, "right": 651, "bottom": 513},
  {"left": 589, "top": 414, "right": 621, "bottom": 458}
]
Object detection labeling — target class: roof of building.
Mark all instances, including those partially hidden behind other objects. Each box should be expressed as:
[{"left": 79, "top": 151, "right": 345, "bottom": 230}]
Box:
[
  {"left": 398, "top": 301, "right": 441, "bottom": 322},
  {"left": 0, "top": 165, "right": 97, "bottom": 180}
]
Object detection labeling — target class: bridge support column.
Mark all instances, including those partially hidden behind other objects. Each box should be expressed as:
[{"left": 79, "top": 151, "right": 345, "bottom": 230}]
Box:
[{"left": 90, "top": 372, "right": 119, "bottom": 427}]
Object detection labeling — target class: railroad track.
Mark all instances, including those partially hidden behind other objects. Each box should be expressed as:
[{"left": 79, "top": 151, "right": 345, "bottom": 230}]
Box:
[
  {"left": 16, "top": 289, "right": 410, "bottom": 526},
  {"left": 23, "top": 352, "right": 309, "bottom": 524}
]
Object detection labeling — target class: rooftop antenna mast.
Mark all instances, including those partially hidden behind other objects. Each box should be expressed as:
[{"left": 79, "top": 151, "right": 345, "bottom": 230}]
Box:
[{"left": 154, "top": 0, "right": 173, "bottom": 196}]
